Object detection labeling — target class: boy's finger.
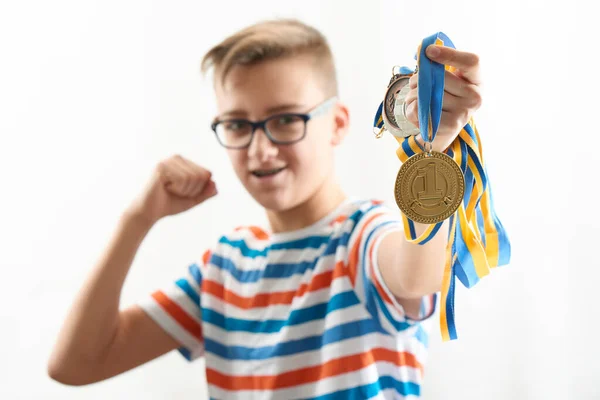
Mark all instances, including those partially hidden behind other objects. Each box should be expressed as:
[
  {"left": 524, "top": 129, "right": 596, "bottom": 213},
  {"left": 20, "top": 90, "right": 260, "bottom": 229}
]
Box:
[{"left": 425, "top": 45, "right": 482, "bottom": 85}]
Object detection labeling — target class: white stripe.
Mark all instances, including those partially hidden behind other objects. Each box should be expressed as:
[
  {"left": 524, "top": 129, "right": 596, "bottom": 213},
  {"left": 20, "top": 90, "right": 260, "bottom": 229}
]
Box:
[
  {"left": 269, "top": 245, "right": 328, "bottom": 264},
  {"left": 165, "top": 283, "right": 202, "bottom": 320},
  {"left": 213, "top": 243, "right": 268, "bottom": 270},
  {"left": 380, "top": 387, "right": 421, "bottom": 400},
  {"left": 137, "top": 296, "right": 203, "bottom": 357}
]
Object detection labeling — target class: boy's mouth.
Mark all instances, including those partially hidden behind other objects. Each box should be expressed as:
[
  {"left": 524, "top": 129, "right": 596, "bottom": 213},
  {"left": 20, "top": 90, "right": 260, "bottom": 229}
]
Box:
[{"left": 251, "top": 166, "right": 287, "bottom": 178}]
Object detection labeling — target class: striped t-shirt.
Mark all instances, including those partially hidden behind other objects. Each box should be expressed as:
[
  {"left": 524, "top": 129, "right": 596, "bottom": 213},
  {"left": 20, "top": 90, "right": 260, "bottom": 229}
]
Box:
[{"left": 139, "top": 198, "right": 436, "bottom": 399}]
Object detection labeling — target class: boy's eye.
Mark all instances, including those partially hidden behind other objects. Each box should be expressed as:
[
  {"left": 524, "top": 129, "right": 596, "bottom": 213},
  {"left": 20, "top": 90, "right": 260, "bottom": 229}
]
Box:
[
  {"left": 224, "top": 121, "right": 245, "bottom": 131},
  {"left": 277, "top": 115, "right": 295, "bottom": 125}
]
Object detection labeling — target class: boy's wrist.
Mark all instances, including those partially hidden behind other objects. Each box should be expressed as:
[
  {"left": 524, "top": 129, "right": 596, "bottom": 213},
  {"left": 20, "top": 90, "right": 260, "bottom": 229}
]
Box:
[{"left": 121, "top": 207, "right": 157, "bottom": 233}]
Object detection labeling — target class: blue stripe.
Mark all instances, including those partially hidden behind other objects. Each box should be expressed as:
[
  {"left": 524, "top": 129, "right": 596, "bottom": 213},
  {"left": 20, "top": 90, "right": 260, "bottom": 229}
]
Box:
[
  {"left": 220, "top": 235, "right": 335, "bottom": 259},
  {"left": 401, "top": 138, "right": 416, "bottom": 158},
  {"left": 460, "top": 139, "right": 468, "bottom": 171},
  {"left": 265, "top": 259, "right": 317, "bottom": 278},
  {"left": 476, "top": 205, "right": 486, "bottom": 247},
  {"left": 219, "top": 237, "right": 268, "bottom": 258},
  {"left": 211, "top": 254, "right": 264, "bottom": 283},
  {"left": 373, "top": 102, "right": 384, "bottom": 128},
  {"left": 188, "top": 263, "right": 202, "bottom": 286},
  {"left": 204, "top": 318, "right": 386, "bottom": 361},
  {"left": 371, "top": 283, "right": 411, "bottom": 332},
  {"left": 414, "top": 324, "right": 429, "bottom": 347},
  {"left": 408, "top": 219, "right": 417, "bottom": 239},
  {"left": 202, "top": 290, "right": 359, "bottom": 333},
  {"left": 270, "top": 235, "right": 333, "bottom": 251},
  {"left": 463, "top": 121, "right": 479, "bottom": 147},
  {"left": 212, "top": 254, "right": 326, "bottom": 283},
  {"left": 445, "top": 264, "right": 457, "bottom": 340},
  {"left": 454, "top": 223, "right": 480, "bottom": 288},
  {"left": 309, "top": 376, "right": 420, "bottom": 400},
  {"left": 178, "top": 347, "right": 193, "bottom": 361},
  {"left": 417, "top": 221, "right": 443, "bottom": 245},
  {"left": 463, "top": 159, "right": 475, "bottom": 210},
  {"left": 176, "top": 278, "right": 200, "bottom": 305},
  {"left": 417, "top": 33, "right": 452, "bottom": 143}
]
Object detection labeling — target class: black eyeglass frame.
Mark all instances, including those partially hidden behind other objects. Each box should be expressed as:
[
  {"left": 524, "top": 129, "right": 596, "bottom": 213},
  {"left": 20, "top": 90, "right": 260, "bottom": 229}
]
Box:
[{"left": 210, "top": 96, "right": 338, "bottom": 149}]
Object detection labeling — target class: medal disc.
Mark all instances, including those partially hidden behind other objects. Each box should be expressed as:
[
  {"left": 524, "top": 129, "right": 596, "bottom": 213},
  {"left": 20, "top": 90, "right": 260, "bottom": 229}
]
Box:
[
  {"left": 394, "top": 151, "right": 465, "bottom": 224},
  {"left": 382, "top": 75, "right": 410, "bottom": 136}
]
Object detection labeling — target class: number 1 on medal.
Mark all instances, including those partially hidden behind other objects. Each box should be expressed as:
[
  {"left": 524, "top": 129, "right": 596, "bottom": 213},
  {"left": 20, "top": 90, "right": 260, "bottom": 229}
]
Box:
[{"left": 417, "top": 163, "right": 443, "bottom": 201}]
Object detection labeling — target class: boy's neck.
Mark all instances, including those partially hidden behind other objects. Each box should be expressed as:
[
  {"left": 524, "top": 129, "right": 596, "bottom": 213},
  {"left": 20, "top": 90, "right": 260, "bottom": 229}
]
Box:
[{"left": 266, "top": 179, "right": 347, "bottom": 235}]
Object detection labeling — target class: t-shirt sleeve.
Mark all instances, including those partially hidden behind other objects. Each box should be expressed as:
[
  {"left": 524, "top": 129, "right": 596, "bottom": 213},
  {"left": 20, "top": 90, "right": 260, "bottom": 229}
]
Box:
[
  {"left": 137, "top": 250, "right": 211, "bottom": 361},
  {"left": 347, "top": 201, "right": 437, "bottom": 335}
]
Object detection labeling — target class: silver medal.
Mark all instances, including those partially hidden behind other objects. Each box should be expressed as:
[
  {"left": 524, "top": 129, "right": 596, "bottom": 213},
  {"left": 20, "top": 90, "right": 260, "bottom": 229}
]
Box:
[
  {"left": 393, "top": 84, "right": 421, "bottom": 137},
  {"left": 382, "top": 74, "right": 410, "bottom": 138}
]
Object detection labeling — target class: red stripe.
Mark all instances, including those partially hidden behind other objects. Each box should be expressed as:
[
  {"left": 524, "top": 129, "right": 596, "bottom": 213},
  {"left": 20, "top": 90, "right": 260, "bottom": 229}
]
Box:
[
  {"left": 202, "top": 249, "right": 212, "bottom": 266},
  {"left": 367, "top": 229, "right": 395, "bottom": 306},
  {"left": 202, "top": 262, "right": 348, "bottom": 309},
  {"left": 234, "top": 226, "right": 269, "bottom": 240},
  {"left": 206, "top": 348, "right": 422, "bottom": 390},
  {"left": 329, "top": 214, "right": 348, "bottom": 226},
  {"left": 347, "top": 212, "right": 385, "bottom": 286},
  {"left": 151, "top": 291, "right": 202, "bottom": 341}
]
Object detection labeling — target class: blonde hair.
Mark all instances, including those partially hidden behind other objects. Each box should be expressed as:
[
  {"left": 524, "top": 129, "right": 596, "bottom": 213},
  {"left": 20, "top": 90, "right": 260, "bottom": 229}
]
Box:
[{"left": 201, "top": 19, "right": 338, "bottom": 96}]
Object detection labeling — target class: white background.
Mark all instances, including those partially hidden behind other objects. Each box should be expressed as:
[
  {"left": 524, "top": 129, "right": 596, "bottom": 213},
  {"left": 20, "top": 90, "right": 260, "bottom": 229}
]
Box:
[{"left": 1, "top": 0, "right": 597, "bottom": 399}]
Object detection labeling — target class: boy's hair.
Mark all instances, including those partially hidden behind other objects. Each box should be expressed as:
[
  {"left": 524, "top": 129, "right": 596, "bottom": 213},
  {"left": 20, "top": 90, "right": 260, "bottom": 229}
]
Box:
[{"left": 201, "top": 18, "right": 338, "bottom": 96}]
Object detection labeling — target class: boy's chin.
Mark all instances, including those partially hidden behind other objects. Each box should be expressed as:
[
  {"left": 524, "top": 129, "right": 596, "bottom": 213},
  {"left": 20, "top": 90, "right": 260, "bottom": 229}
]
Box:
[
  {"left": 253, "top": 194, "right": 292, "bottom": 212},
  {"left": 250, "top": 190, "right": 299, "bottom": 213}
]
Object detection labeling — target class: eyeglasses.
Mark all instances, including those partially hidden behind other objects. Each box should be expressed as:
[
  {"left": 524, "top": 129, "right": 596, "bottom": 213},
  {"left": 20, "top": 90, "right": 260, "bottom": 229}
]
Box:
[{"left": 211, "top": 96, "right": 338, "bottom": 149}]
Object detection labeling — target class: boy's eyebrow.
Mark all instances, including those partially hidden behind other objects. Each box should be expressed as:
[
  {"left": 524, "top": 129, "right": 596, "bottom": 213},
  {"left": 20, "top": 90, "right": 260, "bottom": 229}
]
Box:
[{"left": 217, "top": 103, "right": 306, "bottom": 120}]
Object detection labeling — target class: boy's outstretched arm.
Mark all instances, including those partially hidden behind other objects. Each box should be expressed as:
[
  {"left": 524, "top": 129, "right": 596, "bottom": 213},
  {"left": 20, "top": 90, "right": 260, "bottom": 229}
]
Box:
[
  {"left": 376, "top": 45, "right": 483, "bottom": 315},
  {"left": 48, "top": 155, "right": 217, "bottom": 385}
]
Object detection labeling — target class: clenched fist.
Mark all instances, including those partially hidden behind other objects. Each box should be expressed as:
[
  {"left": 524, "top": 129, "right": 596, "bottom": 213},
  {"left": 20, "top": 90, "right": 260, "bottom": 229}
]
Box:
[
  {"left": 404, "top": 45, "right": 483, "bottom": 152},
  {"left": 128, "top": 155, "right": 217, "bottom": 225}
]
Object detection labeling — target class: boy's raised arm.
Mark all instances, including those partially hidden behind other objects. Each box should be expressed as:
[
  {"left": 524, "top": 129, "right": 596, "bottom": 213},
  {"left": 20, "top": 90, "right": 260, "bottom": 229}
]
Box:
[{"left": 48, "top": 155, "right": 217, "bottom": 385}]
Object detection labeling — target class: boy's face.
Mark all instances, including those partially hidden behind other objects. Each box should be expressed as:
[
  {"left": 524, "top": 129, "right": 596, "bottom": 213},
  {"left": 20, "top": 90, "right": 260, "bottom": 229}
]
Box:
[{"left": 214, "top": 55, "right": 348, "bottom": 212}]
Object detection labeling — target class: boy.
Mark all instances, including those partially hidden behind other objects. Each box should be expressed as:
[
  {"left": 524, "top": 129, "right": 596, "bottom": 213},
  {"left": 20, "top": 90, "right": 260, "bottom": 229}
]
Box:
[{"left": 48, "top": 19, "right": 483, "bottom": 399}]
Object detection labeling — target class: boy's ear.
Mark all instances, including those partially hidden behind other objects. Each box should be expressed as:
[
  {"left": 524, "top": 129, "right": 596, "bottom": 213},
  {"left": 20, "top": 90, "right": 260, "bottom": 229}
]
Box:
[{"left": 331, "top": 102, "right": 350, "bottom": 146}]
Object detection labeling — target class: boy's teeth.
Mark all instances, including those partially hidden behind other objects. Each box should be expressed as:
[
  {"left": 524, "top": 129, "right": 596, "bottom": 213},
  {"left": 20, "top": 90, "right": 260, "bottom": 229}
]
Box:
[{"left": 254, "top": 167, "right": 284, "bottom": 177}]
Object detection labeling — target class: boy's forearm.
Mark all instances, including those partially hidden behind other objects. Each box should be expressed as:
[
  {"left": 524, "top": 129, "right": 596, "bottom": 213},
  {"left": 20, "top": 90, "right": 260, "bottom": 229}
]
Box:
[
  {"left": 378, "top": 219, "right": 450, "bottom": 299},
  {"left": 48, "top": 211, "right": 154, "bottom": 377},
  {"left": 399, "top": 219, "right": 449, "bottom": 296}
]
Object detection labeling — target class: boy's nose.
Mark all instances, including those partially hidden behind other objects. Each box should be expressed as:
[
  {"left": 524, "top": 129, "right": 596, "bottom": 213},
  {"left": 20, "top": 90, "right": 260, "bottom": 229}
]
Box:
[{"left": 248, "top": 128, "right": 278, "bottom": 161}]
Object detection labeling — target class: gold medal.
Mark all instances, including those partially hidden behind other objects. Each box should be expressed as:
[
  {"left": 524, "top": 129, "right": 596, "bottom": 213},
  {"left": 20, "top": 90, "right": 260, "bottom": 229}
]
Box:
[{"left": 394, "top": 149, "right": 465, "bottom": 224}]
